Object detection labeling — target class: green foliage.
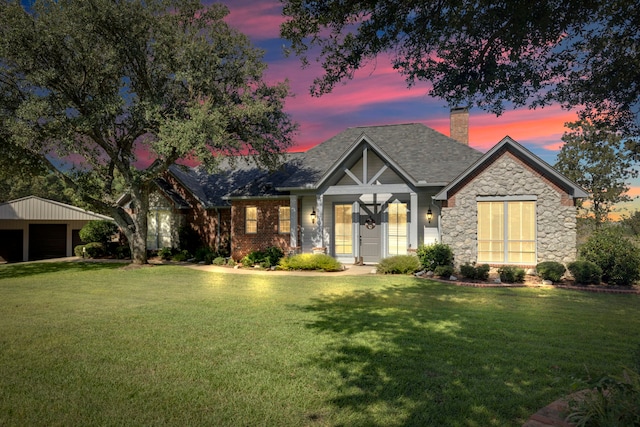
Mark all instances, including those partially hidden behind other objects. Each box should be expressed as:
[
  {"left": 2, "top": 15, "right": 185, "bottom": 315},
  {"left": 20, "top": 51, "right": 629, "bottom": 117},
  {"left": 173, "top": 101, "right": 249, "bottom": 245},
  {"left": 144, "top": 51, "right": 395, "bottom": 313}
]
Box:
[
  {"left": 376, "top": 255, "right": 421, "bottom": 274},
  {"left": 79, "top": 221, "right": 118, "bottom": 246},
  {"left": 555, "top": 120, "right": 637, "bottom": 225},
  {"left": 158, "top": 247, "right": 174, "bottom": 261},
  {"left": 194, "top": 246, "right": 216, "bottom": 263},
  {"left": 281, "top": 0, "right": 640, "bottom": 134},
  {"left": 498, "top": 266, "right": 525, "bottom": 283},
  {"left": 172, "top": 250, "right": 191, "bottom": 262},
  {"left": 0, "top": 0, "right": 296, "bottom": 264},
  {"left": 212, "top": 256, "right": 226, "bottom": 266},
  {"left": 83, "top": 242, "right": 106, "bottom": 259},
  {"left": 416, "top": 243, "right": 454, "bottom": 271},
  {"left": 241, "top": 247, "right": 285, "bottom": 267},
  {"left": 74, "top": 245, "right": 85, "bottom": 258},
  {"left": 568, "top": 260, "right": 602, "bottom": 285},
  {"left": 579, "top": 228, "right": 640, "bottom": 287},
  {"left": 536, "top": 261, "right": 566, "bottom": 282},
  {"left": 460, "top": 262, "right": 490, "bottom": 281},
  {"left": 114, "top": 245, "right": 131, "bottom": 260},
  {"left": 278, "top": 254, "right": 342, "bottom": 272},
  {"left": 568, "top": 346, "right": 640, "bottom": 427},
  {"left": 434, "top": 265, "right": 454, "bottom": 278}
]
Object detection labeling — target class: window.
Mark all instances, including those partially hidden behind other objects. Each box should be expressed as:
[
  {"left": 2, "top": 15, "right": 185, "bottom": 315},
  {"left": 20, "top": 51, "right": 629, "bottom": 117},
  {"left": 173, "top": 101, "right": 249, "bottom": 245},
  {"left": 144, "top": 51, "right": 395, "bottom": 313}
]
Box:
[
  {"left": 278, "top": 206, "right": 290, "bottom": 233},
  {"left": 388, "top": 202, "right": 407, "bottom": 255},
  {"left": 245, "top": 206, "right": 257, "bottom": 234},
  {"left": 334, "top": 204, "right": 352, "bottom": 254},
  {"left": 477, "top": 201, "right": 536, "bottom": 263}
]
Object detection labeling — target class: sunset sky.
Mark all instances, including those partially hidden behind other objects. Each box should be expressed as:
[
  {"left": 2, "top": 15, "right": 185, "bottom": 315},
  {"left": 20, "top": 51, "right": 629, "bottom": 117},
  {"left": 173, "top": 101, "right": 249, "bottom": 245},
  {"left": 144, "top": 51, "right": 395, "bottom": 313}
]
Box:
[{"left": 179, "top": 1, "right": 639, "bottom": 217}]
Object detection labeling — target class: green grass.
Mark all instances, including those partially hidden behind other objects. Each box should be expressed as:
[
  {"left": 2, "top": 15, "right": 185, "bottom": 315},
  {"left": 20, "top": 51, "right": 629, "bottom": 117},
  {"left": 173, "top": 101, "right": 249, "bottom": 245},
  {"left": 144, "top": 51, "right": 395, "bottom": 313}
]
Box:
[{"left": 1, "top": 262, "right": 639, "bottom": 426}]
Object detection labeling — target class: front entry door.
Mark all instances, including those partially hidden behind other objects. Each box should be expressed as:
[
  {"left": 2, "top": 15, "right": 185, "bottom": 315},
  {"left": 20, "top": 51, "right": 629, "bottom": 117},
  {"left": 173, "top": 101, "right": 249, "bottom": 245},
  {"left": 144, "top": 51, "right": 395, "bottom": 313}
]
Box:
[{"left": 360, "top": 205, "right": 381, "bottom": 263}]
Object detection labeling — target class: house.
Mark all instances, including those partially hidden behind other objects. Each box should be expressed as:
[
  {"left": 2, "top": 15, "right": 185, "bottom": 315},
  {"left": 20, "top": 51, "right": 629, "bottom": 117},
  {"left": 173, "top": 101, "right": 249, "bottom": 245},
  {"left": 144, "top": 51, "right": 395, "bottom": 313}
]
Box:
[
  {"left": 142, "top": 109, "right": 588, "bottom": 267},
  {"left": 0, "top": 196, "right": 114, "bottom": 262}
]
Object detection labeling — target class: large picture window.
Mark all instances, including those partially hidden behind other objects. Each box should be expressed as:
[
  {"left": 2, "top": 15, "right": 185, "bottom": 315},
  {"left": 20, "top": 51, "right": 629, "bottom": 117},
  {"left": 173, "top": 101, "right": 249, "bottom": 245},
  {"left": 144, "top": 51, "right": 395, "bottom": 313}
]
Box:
[
  {"left": 334, "top": 204, "right": 352, "bottom": 254},
  {"left": 278, "top": 206, "right": 290, "bottom": 233},
  {"left": 388, "top": 202, "right": 407, "bottom": 255},
  {"left": 478, "top": 201, "right": 536, "bottom": 263},
  {"left": 245, "top": 206, "right": 257, "bottom": 234}
]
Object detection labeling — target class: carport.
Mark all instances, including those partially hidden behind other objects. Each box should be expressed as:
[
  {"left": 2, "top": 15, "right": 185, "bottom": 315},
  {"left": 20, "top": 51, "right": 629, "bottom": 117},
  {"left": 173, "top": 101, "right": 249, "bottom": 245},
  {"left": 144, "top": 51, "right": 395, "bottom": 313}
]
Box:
[{"left": 0, "top": 196, "right": 113, "bottom": 262}]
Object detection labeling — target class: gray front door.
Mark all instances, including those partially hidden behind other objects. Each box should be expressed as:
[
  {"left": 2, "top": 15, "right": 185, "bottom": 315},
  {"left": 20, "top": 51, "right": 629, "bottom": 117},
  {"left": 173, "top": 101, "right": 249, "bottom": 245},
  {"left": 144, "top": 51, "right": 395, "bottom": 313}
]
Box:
[{"left": 360, "top": 205, "right": 381, "bottom": 263}]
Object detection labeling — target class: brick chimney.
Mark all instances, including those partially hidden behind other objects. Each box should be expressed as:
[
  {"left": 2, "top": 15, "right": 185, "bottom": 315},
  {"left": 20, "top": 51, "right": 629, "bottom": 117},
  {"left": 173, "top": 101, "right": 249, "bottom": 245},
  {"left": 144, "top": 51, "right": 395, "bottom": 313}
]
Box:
[{"left": 450, "top": 107, "right": 469, "bottom": 144}]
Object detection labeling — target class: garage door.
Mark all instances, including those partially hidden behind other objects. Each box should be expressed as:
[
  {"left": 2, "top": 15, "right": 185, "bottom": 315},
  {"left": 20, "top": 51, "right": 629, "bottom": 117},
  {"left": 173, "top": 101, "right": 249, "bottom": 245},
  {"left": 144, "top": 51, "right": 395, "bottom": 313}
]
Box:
[
  {"left": 29, "top": 224, "right": 67, "bottom": 260},
  {"left": 0, "top": 230, "right": 23, "bottom": 263}
]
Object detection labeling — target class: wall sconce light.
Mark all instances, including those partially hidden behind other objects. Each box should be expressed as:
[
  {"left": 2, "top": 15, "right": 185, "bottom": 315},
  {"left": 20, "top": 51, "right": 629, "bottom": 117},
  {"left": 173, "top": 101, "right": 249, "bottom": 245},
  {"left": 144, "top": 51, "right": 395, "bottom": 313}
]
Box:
[
  {"left": 310, "top": 208, "right": 317, "bottom": 224},
  {"left": 426, "top": 208, "right": 433, "bottom": 223}
]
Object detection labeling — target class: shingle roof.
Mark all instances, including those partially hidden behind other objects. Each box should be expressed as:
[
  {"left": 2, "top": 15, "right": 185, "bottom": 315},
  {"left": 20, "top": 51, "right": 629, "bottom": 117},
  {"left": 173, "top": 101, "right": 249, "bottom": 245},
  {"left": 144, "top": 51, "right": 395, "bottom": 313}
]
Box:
[
  {"left": 169, "top": 153, "right": 305, "bottom": 207},
  {"left": 280, "top": 123, "right": 484, "bottom": 188}
]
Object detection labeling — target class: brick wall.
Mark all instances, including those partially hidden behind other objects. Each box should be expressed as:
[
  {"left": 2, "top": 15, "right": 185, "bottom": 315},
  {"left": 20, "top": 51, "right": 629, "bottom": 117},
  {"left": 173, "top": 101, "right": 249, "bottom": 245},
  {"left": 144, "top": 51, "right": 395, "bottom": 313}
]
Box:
[
  {"left": 231, "top": 199, "right": 291, "bottom": 260},
  {"left": 164, "top": 173, "right": 231, "bottom": 254}
]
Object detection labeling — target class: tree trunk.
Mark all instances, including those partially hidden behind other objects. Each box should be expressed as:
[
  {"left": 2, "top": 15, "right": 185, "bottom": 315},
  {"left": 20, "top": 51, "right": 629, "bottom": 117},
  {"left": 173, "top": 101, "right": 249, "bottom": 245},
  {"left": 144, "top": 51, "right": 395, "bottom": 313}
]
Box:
[{"left": 111, "top": 187, "right": 150, "bottom": 265}]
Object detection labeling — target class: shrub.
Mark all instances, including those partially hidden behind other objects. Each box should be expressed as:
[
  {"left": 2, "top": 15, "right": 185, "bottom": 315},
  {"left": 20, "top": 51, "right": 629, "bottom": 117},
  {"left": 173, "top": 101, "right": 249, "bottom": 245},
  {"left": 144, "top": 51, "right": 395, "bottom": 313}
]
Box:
[
  {"left": 158, "top": 247, "right": 174, "bottom": 261},
  {"left": 212, "top": 256, "right": 226, "bottom": 266},
  {"left": 227, "top": 258, "right": 236, "bottom": 267},
  {"left": 377, "top": 255, "right": 421, "bottom": 274},
  {"left": 114, "top": 245, "right": 131, "bottom": 259},
  {"left": 579, "top": 228, "right": 640, "bottom": 287},
  {"left": 83, "top": 242, "right": 105, "bottom": 258},
  {"left": 459, "top": 262, "right": 491, "bottom": 281},
  {"left": 416, "top": 243, "right": 454, "bottom": 271},
  {"left": 567, "top": 260, "right": 602, "bottom": 285},
  {"left": 241, "top": 247, "right": 285, "bottom": 267},
  {"left": 567, "top": 345, "right": 640, "bottom": 426},
  {"left": 536, "top": 261, "right": 566, "bottom": 282},
  {"left": 278, "top": 254, "right": 342, "bottom": 272},
  {"left": 498, "top": 266, "right": 525, "bottom": 283},
  {"left": 79, "top": 220, "right": 118, "bottom": 246},
  {"left": 172, "top": 250, "right": 190, "bottom": 262},
  {"left": 74, "top": 245, "right": 85, "bottom": 257},
  {"left": 194, "top": 246, "right": 215, "bottom": 263},
  {"left": 434, "top": 265, "right": 454, "bottom": 278}
]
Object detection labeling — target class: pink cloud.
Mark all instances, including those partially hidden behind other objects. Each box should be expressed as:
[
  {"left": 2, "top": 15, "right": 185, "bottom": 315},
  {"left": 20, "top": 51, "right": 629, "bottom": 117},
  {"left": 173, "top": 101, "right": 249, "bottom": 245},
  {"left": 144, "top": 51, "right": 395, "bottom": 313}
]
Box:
[{"left": 218, "top": 0, "right": 284, "bottom": 40}]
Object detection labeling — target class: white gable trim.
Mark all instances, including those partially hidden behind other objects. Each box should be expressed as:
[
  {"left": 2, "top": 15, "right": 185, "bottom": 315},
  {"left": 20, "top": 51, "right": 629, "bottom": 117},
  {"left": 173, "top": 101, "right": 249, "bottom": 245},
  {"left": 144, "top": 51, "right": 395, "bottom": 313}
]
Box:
[
  {"left": 434, "top": 136, "right": 589, "bottom": 201},
  {"left": 314, "top": 133, "right": 418, "bottom": 190}
]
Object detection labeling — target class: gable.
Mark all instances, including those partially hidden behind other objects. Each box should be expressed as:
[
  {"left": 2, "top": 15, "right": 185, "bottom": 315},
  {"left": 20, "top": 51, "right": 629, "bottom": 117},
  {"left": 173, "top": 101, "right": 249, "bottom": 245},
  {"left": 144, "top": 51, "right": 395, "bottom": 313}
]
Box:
[
  {"left": 333, "top": 144, "right": 407, "bottom": 187},
  {"left": 279, "top": 123, "right": 484, "bottom": 190},
  {"left": 434, "top": 136, "right": 588, "bottom": 202}
]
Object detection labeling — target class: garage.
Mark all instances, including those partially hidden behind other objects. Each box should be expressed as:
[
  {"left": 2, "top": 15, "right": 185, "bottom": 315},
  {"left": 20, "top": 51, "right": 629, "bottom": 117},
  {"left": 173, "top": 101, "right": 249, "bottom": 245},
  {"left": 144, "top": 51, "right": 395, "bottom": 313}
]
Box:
[
  {"left": 0, "top": 196, "right": 113, "bottom": 263},
  {"left": 0, "top": 230, "right": 23, "bottom": 263}
]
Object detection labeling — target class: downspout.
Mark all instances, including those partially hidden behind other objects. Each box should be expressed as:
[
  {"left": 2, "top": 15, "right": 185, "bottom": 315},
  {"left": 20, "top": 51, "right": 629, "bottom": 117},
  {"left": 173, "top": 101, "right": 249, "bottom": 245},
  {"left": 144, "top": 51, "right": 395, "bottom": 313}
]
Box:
[{"left": 216, "top": 208, "right": 221, "bottom": 252}]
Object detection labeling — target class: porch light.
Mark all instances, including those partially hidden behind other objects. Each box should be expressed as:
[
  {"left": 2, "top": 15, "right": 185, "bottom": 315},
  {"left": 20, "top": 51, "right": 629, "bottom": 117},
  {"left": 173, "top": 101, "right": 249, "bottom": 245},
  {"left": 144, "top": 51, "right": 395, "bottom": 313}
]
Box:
[
  {"left": 310, "top": 208, "right": 317, "bottom": 224},
  {"left": 426, "top": 208, "right": 433, "bottom": 223}
]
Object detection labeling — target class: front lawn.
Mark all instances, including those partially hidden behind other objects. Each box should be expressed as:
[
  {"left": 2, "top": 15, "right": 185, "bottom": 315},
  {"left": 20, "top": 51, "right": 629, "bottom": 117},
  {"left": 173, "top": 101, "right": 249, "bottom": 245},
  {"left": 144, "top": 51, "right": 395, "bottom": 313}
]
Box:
[{"left": 1, "top": 262, "right": 639, "bottom": 426}]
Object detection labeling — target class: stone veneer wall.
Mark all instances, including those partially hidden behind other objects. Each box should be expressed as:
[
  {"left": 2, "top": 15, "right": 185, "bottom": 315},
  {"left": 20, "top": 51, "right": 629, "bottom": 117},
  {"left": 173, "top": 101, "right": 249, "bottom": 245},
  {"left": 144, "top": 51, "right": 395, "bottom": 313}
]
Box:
[{"left": 440, "top": 152, "right": 578, "bottom": 267}]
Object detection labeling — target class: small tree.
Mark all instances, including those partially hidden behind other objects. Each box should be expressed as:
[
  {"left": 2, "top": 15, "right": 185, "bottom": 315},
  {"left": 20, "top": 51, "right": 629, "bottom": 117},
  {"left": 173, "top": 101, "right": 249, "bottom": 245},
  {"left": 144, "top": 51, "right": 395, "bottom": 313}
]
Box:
[
  {"left": 79, "top": 220, "right": 118, "bottom": 246},
  {"left": 555, "top": 120, "right": 637, "bottom": 227}
]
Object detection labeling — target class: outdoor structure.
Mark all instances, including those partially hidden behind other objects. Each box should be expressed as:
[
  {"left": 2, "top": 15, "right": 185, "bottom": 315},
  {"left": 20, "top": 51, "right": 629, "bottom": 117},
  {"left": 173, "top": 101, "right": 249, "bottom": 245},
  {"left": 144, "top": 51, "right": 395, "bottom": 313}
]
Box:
[
  {"left": 132, "top": 111, "right": 588, "bottom": 267},
  {"left": 0, "top": 196, "right": 114, "bottom": 262}
]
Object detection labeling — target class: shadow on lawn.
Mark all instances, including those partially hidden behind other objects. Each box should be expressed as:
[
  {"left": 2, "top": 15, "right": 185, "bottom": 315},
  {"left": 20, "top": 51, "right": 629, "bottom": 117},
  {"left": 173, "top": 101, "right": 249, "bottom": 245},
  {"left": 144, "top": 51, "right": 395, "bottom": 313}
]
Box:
[
  {"left": 300, "top": 280, "right": 560, "bottom": 426},
  {"left": 0, "top": 261, "right": 124, "bottom": 280}
]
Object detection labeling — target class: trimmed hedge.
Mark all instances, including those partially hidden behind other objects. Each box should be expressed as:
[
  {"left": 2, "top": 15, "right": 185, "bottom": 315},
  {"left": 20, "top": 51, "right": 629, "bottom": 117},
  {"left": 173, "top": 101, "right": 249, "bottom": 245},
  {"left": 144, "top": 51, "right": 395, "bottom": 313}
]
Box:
[
  {"left": 278, "top": 254, "right": 342, "bottom": 272},
  {"left": 377, "top": 255, "right": 421, "bottom": 274},
  {"left": 417, "top": 243, "right": 454, "bottom": 271},
  {"left": 536, "top": 261, "right": 566, "bottom": 282},
  {"left": 567, "top": 260, "right": 602, "bottom": 285},
  {"left": 498, "top": 266, "right": 525, "bottom": 283},
  {"left": 460, "top": 262, "right": 490, "bottom": 281}
]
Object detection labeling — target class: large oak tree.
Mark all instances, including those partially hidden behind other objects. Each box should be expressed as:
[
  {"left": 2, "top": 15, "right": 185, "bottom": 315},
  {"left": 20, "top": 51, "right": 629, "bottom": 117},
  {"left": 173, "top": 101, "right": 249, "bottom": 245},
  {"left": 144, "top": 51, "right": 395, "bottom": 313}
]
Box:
[
  {"left": 281, "top": 0, "right": 640, "bottom": 136},
  {"left": 0, "top": 0, "right": 297, "bottom": 263}
]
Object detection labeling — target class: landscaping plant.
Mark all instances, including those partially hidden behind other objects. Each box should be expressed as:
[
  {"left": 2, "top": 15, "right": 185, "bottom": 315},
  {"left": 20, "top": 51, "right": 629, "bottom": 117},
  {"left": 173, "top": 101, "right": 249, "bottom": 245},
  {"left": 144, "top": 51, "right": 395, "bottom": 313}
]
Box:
[
  {"left": 278, "top": 253, "right": 342, "bottom": 271},
  {"left": 536, "top": 261, "right": 566, "bottom": 282},
  {"left": 498, "top": 266, "right": 525, "bottom": 283},
  {"left": 376, "top": 255, "right": 422, "bottom": 274},
  {"left": 416, "top": 243, "right": 454, "bottom": 271},
  {"left": 579, "top": 228, "right": 640, "bottom": 287},
  {"left": 567, "top": 260, "right": 602, "bottom": 285},
  {"left": 460, "top": 262, "right": 491, "bottom": 281}
]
